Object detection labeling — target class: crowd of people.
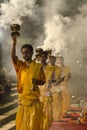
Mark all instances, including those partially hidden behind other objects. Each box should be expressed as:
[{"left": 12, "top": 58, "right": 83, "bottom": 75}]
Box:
[{"left": 11, "top": 37, "right": 71, "bottom": 130}]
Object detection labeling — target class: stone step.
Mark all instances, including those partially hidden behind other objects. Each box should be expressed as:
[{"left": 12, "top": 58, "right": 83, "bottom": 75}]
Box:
[
  {"left": 1, "top": 100, "right": 17, "bottom": 108},
  {"left": 8, "top": 126, "right": 16, "bottom": 130},
  {"left": 0, "top": 83, "right": 17, "bottom": 129},
  {"left": 0, "top": 100, "right": 17, "bottom": 115},
  {"left": 0, "top": 106, "right": 17, "bottom": 127},
  {"left": 10, "top": 92, "right": 18, "bottom": 97},
  {"left": 0, "top": 92, "right": 18, "bottom": 105},
  {"left": 10, "top": 88, "right": 17, "bottom": 94},
  {"left": 10, "top": 95, "right": 18, "bottom": 100},
  {"left": 0, "top": 120, "right": 16, "bottom": 130},
  {"left": 10, "top": 86, "right": 17, "bottom": 93},
  {"left": 11, "top": 83, "right": 17, "bottom": 86},
  {"left": 11, "top": 87, "right": 17, "bottom": 90}
]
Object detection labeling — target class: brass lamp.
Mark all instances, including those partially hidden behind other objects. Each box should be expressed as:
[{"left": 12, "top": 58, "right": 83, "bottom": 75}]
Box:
[
  {"left": 10, "top": 24, "right": 20, "bottom": 38},
  {"left": 46, "top": 49, "right": 52, "bottom": 56}
]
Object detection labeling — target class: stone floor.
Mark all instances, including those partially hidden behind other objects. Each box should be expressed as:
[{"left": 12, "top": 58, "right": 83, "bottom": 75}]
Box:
[{"left": 0, "top": 83, "right": 17, "bottom": 130}]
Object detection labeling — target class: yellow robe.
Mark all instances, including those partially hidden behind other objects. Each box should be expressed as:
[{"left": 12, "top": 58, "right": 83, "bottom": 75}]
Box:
[
  {"left": 13, "top": 58, "right": 45, "bottom": 130},
  {"left": 39, "top": 65, "right": 61, "bottom": 129},
  {"left": 50, "top": 66, "right": 63, "bottom": 121},
  {"left": 60, "top": 66, "right": 71, "bottom": 114},
  {"left": 51, "top": 91, "right": 63, "bottom": 121}
]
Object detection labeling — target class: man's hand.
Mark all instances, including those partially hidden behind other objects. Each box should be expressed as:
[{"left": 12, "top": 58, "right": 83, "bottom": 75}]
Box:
[{"left": 32, "top": 78, "right": 45, "bottom": 85}]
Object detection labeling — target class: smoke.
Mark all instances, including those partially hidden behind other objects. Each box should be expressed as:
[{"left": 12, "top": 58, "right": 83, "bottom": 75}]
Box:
[
  {"left": 38, "top": 0, "right": 68, "bottom": 53},
  {"left": 0, "top": 0, "right": 38, "bottom": 81},
  {"left": 0, "top": 0, "right": 87, "bottom": 97},
  {"left": 65, "top": 4, "right": 87, "bottom": 63},
  {"left": 40, "top": 14, "right": 70, "bottom": 54},
  {"left": 36, "top": 0, "right": 87, "bottom": 96},
  {"left": 0, "top": 0, "right": 37, "bottom": 28},
  {"left": 38, "top": 0, "right": 87, "bottom": 57}
]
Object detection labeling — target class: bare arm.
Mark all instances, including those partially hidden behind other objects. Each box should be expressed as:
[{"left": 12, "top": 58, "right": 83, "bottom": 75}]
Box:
[{"left": 11, "top": 37, "right": 18, "bottom": 64}]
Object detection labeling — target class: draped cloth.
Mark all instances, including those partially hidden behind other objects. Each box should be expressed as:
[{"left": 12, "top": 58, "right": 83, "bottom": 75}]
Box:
[
  {"left": 13, "top": 58, "right": 45, "bottom": 130},
  {"left": 60, "top": 66, "right": 71, "bottom": 114},
  {"left": 16, "top": 101, "right": 43, "bottom": 130},
  {"left": 50, "top": 66, "right": 63, "bottom": 121},
  {"left": 39, "top": 65, "right": 62, "bottom": 130},
  {"left": 51, "top": 86, "right": 63, "bottom": 121}
]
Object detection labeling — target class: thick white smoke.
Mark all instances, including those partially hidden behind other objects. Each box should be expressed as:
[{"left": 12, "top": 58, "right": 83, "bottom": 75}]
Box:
[
  {"left": 0, "top": 0, "right": 37, "bottom": 81},
  {"left": 0, "top": 0, "right": 87, "bottom": 97},
  {"left": 40, "top": 14, "right": 70, "bottom": 54},
  {"left": 37, "top": 0, "right": 87, "bottom": 65},
  {"left": 38, "top": 0, "right": 68, "bottom": 54},
  {"left": 0, "top": 0, "right": 36, "bottom": 28},
  {"left": 38, "top": 0, "right": 87, "bottom": 59},
  {"left": 36, "top": 0, "right": 87, "bottom": 96}
]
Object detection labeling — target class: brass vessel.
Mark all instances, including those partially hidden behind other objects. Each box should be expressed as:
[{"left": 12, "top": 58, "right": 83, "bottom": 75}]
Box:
[{"left": 10, "top": 24, "right": 20, "bottom": 38}]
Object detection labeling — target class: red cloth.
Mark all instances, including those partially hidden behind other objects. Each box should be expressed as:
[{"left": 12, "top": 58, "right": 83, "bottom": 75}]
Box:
[
  {"left": 50, "top": 107, "right": 87, "bottom": 130},
  {"left": 50, "top": 123, "right": 87, "bottom": 130}
]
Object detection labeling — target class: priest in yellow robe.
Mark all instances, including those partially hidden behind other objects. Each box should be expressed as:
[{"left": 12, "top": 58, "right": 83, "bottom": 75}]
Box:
[
  {"left": 11, "top": 38, "right": 45, "bottom": 130},
  {"left": 57, "top": 56, "right": 71, "bottom": 114},
  {"left": 49, "top": 56, "right": 63, "bottom": 121},
  {"left": 39, "top": 53, "right": 62, "bottom": 129}
]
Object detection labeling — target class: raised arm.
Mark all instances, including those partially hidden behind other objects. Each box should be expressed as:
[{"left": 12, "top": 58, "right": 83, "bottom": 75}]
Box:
[{"left": 11, "top": 37, "right": 18, "bottom": 64}]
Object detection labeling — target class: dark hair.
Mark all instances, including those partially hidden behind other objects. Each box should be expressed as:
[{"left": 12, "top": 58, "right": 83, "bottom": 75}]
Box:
[
  {"left": 41, "top": 51, "right": 48, "bottom": 58},
  {"left": 21, "top": 44, "right": 33, "bottom": 53}
]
